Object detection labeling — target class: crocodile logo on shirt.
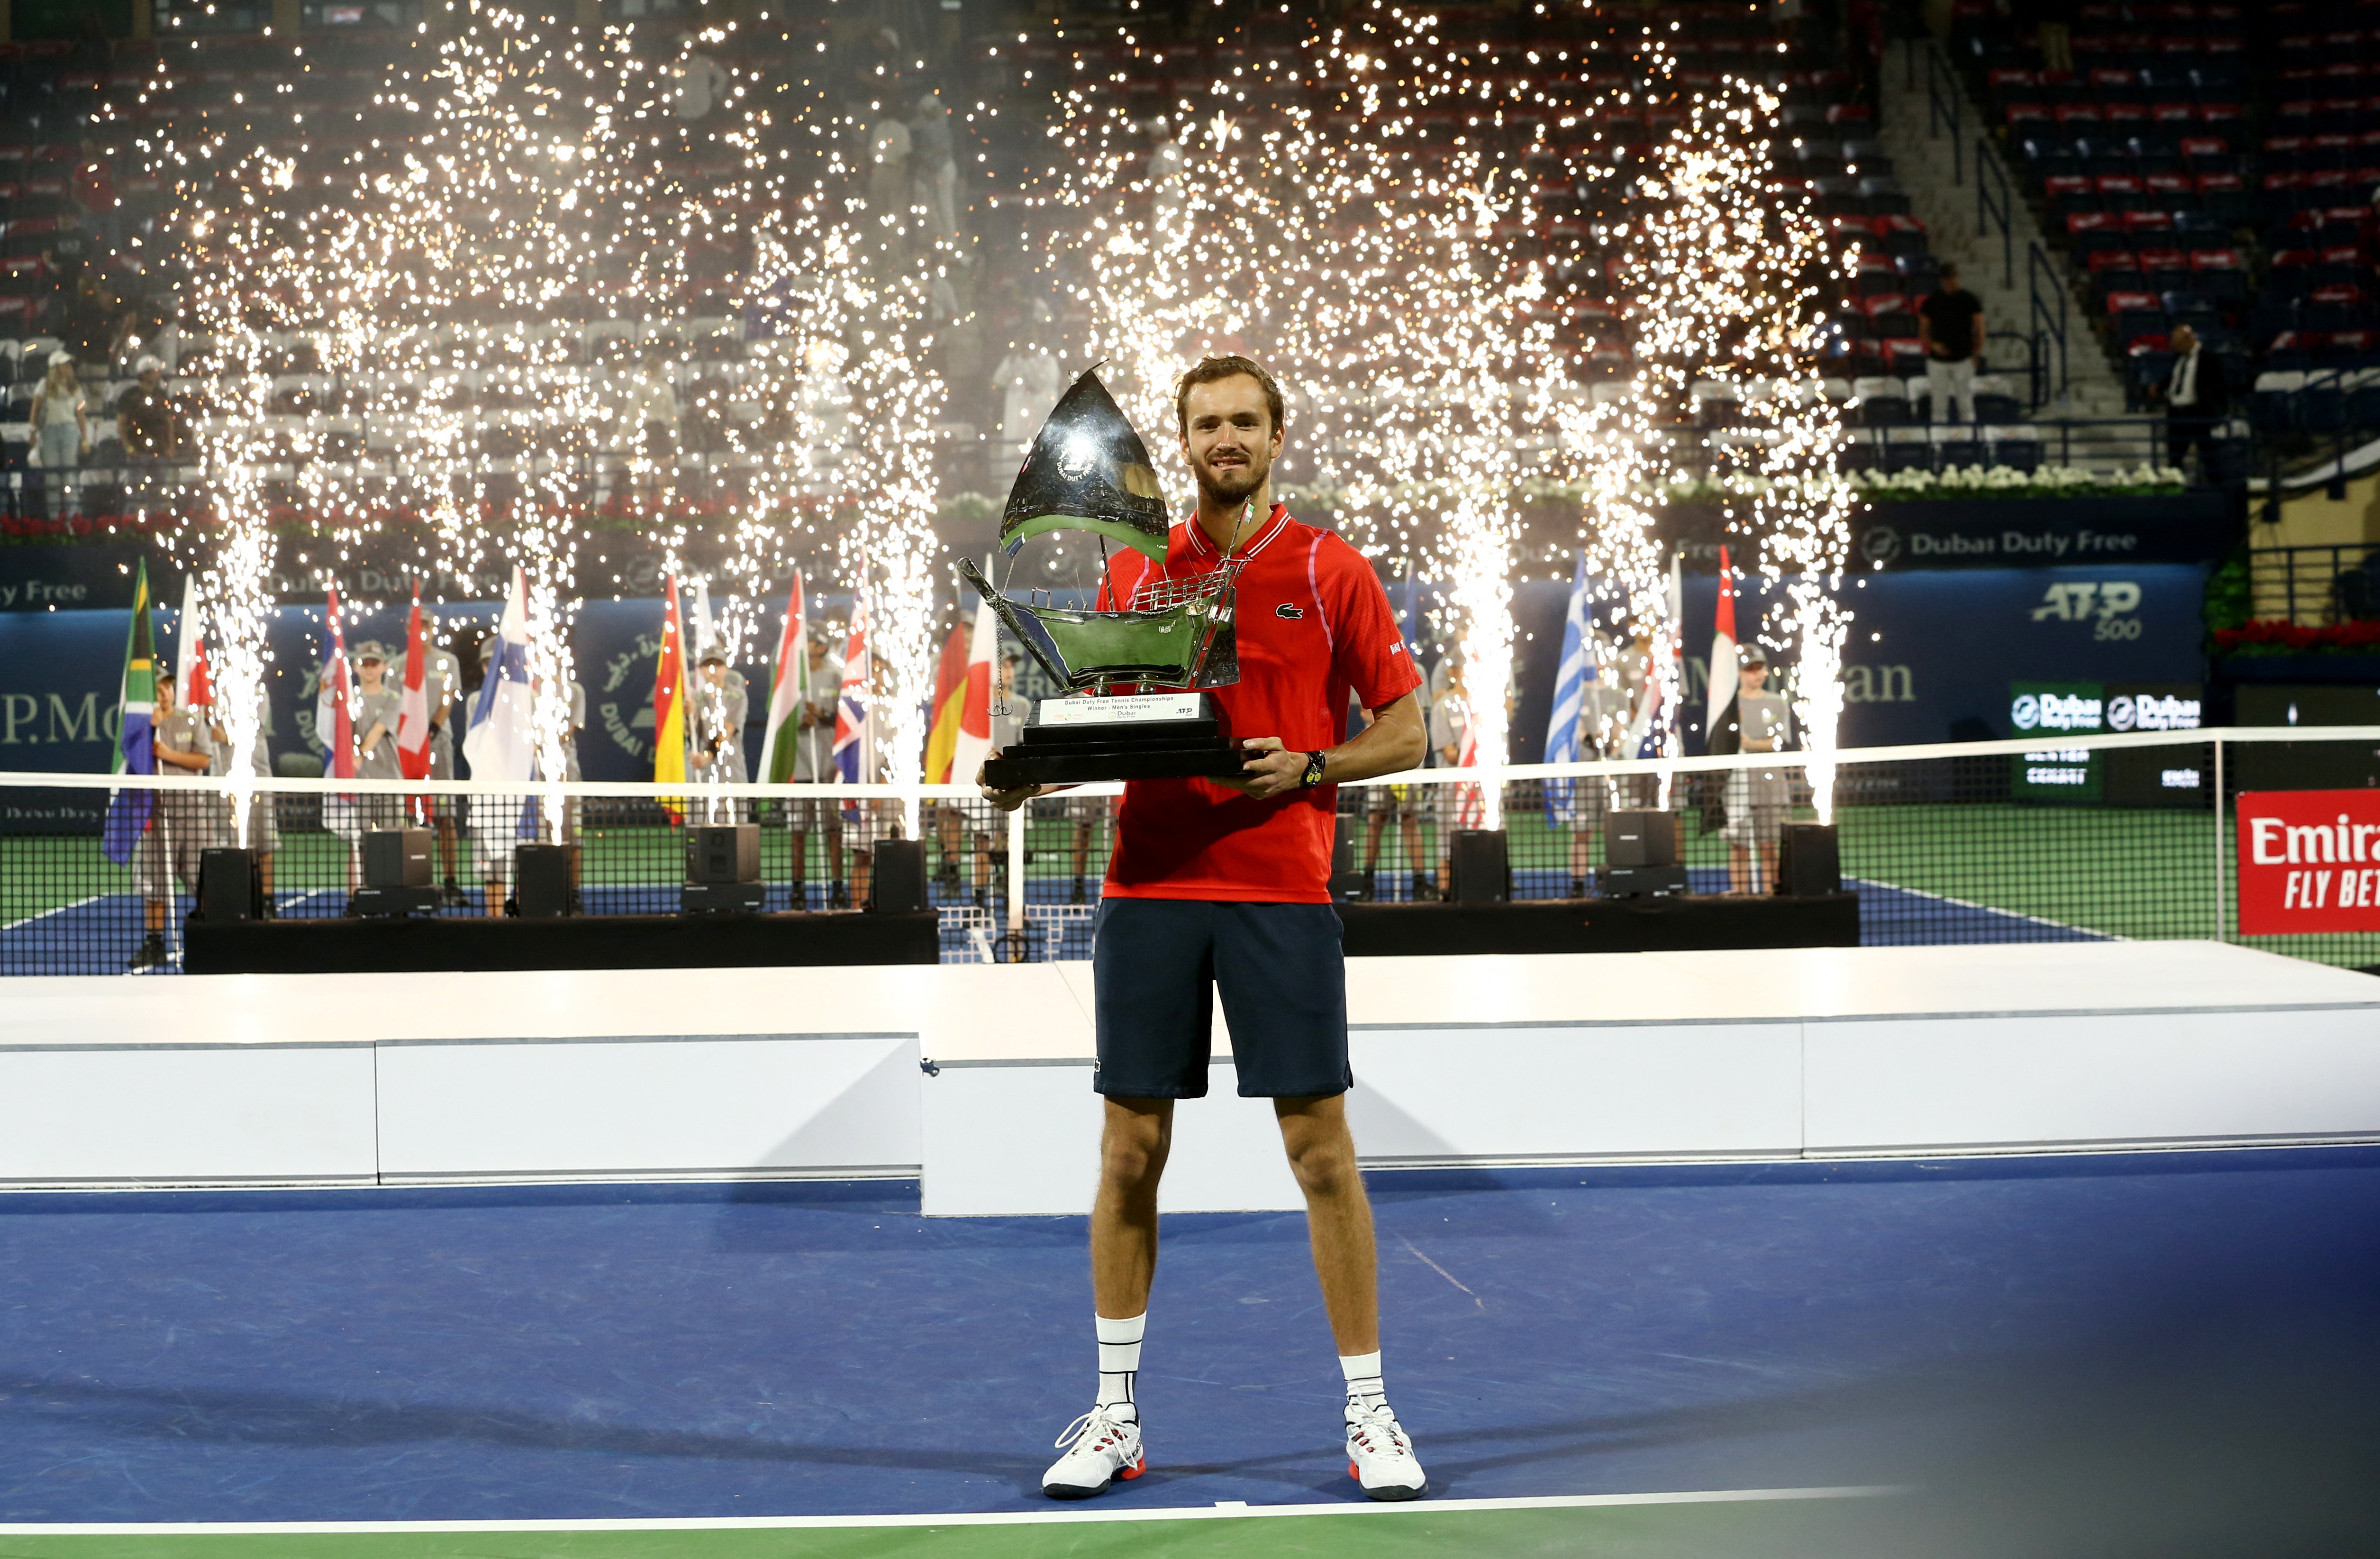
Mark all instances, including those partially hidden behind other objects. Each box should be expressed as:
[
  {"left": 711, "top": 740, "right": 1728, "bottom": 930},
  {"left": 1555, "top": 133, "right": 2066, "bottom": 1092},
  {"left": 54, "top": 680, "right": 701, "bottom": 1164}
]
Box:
[{"left": 1275, "top": 603, "right": 1305, "bottom": 620}]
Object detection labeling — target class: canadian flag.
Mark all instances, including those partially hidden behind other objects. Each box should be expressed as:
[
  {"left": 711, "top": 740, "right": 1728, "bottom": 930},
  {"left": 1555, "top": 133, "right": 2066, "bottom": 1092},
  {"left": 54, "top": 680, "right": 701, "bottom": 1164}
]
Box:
[
  {"left": 176, "top": 573, "right": 212, "bottom": 709},
  {"left": 949, "top": 585, "right": 998, "bottom": 789}
]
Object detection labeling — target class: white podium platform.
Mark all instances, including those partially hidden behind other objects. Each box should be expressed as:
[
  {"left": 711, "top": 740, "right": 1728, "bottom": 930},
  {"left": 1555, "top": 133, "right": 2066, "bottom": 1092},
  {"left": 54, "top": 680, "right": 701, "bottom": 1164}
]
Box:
[{"left": 0, "top": 942, "right": 2372, "bottom": 1213}]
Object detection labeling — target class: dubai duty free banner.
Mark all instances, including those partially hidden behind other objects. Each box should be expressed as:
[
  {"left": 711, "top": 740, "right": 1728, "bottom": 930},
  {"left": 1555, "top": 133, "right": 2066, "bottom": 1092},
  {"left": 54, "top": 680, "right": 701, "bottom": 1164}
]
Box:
[{"left": 2236, "top": 790, "right": 2380, "bottom": 935}]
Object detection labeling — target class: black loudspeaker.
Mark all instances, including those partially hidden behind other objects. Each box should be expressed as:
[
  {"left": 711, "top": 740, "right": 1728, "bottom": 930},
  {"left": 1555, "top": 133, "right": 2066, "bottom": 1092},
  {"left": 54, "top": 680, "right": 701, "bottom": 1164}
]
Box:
[
  {"left": 516, "top": 843, "right": 579, "bottom": 918},
  {"left": 1596, "top": 864, "right": 1691, "bottom": 899},
  {"left": 869, "top": 839, "right": 927, "bottom": 913},
  {"left": 1329, "top": 813, "right": 1363, "bottom": 902},
  {"left": 197, "top": 848, "right": 261, "bottom": 922},
  {"left": 363, "top": 828, "right": 433, "bottom": 888},
  {"left": 687, "top": 823, "right": 761, "bottom": 884},
  {"left": 1448, "top": 829, "right": 1510, "bottom": 904},
  {"left": 1777, "top": 823, "right": 1842, "bottom": 897},
  {"left": 1604, "top": 809, "right": 1679, "bottom": 867}
]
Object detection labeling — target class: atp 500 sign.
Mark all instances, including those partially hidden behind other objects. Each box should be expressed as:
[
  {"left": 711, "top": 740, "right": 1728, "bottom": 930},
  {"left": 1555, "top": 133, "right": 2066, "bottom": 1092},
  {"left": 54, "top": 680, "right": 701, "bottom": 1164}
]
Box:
[{"left": 2236, "top": 790, "right": 2380, "bottom": 935}]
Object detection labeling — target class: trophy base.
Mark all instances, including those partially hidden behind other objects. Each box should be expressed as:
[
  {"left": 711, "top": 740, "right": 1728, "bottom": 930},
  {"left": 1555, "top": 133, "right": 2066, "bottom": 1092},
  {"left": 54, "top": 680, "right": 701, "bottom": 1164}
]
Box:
[{"left": 980, "top": 691, "right": 1248, "bottom": 789}]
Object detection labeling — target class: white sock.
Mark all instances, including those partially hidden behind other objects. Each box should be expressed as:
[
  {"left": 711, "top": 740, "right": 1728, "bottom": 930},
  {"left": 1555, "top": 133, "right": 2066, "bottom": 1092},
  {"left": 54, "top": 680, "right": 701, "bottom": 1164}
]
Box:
[
  {"left": 1096, "top": 1312, "right": 1145, "bottom": 1419},
  {"left": 1340, "top": 1349, "right": 1386, "bottom": 1411}
]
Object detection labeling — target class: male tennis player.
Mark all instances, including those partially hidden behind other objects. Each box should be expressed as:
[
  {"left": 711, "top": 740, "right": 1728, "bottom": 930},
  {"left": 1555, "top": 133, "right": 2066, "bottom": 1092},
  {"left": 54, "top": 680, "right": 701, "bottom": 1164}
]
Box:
[{"left": 981, "top": 356, "right": 1431, "bottom": 1501}]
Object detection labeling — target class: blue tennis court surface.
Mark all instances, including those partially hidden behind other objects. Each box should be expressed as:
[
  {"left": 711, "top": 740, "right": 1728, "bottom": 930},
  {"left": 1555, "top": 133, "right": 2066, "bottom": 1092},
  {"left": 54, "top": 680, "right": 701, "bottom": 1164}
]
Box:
[{"left": 1, "top": 1148, "right": 2373, "bottom": 1527}]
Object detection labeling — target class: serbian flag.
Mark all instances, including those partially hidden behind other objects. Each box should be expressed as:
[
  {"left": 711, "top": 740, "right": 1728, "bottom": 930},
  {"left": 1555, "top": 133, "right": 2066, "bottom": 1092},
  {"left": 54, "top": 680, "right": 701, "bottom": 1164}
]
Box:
[
  {"left": 396, "top": 581, "right": 434, "bottom": 819},
  {"left": 832, "top": 595, "right": 871, "bottom": 790},
  {"left": 921, "top": 619, "right": 970, "bottom": 783},
  {"left": 1704, "top": 545, "right": 1743, "bottom": 755},
  {"left": 756, "top": 572, "right": 808, "bottom": 785},
  {"left": 314, "top": 583, "right": 356, "bottom": 781},
  {"left": 652, "top": 574, "right": 690, "bottom": 818},
  {"left": 175, "top": 571, "right": 212, "bottom": 710},
  {"left": 100, "top": 560, "right": 159, "bottom": 865},
  {"left": 948, "top": 586, "right": 997, "bottom": 790}
]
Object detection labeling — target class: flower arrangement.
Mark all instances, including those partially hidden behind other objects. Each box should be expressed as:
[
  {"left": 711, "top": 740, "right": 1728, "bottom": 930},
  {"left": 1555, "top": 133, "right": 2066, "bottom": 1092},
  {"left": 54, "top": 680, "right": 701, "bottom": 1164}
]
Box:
[
  {"left": 2214, "top": 619, "right": 2380, "bottom": 656},
  {"left": 1848, "top": 463, "right": 2187, "bottom": 498}
]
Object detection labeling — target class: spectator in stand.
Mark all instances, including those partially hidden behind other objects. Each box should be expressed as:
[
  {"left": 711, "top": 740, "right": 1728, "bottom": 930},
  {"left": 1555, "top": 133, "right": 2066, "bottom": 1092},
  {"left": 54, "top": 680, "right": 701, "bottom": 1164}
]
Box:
[
  {"left": 59, "top": 272, "right": 112, "bottom": 357},
  {"left": 1918, "top": 262, "right": 1985, "bottom": 424},
  {"left": 30, "top": 359, "right": 89, "bottom": 478},
  {"left": 2151, "top": 322, "right": 2227, "bottom": 482},
  {"left": 118, "top": 357, "right": 175, "bottom": 459}
]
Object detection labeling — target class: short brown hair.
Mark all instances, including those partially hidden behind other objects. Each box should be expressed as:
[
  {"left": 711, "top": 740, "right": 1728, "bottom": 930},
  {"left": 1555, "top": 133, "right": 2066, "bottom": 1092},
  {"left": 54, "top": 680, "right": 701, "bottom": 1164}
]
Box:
[{"left": 1174, "top": 355, "right": 1285, "bottom": 440}]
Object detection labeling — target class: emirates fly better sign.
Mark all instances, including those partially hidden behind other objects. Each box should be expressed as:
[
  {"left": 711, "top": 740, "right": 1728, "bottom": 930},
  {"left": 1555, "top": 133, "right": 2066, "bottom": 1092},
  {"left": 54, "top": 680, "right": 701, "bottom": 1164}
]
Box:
[{"left": 2236, "top": 790, "right": 2380, "bottom": 935}]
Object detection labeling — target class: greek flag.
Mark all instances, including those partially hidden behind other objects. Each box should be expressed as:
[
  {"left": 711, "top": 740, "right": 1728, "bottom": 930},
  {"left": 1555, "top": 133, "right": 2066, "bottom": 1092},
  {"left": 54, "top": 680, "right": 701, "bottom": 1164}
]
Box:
[
  {"left": 1543, "top": 552, "right": 1594, "bottom": 826},
  {"left": 463, "top": 565, "right": 537, "bottom": 784}
]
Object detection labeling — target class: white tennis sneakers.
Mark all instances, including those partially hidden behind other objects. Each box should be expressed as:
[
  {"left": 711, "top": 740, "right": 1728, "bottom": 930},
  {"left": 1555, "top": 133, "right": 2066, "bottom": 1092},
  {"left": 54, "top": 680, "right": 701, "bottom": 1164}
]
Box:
[
  {"left": 1345, "top": 1397, "right": 1429, "bottom": 1500},
  {"left": 1041, "top": 1404, "right": 1146, "bottom": 1499}
]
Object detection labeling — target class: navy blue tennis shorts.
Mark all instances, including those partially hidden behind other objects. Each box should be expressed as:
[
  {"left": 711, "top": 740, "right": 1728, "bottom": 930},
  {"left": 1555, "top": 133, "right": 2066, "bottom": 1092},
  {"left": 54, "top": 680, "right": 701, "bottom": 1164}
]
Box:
[{"left": 1090, "top": 897, "right": 1352, "bottom": 1100}]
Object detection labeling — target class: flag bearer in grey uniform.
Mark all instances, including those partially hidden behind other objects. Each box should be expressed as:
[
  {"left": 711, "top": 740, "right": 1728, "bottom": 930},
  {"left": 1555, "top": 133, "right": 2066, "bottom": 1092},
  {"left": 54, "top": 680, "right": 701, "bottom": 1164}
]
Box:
[
  {"left": 1722, "top": 645, "right": 1794, "bottom": 894},
  {"left": 689, "top": 639, "right": 750, "bottom": 821},
  {"left": 789, "top": 630, "right": 845, "bottom": 908},
  {"left": 344, "top": 643, "right": 403, "bottom": 893},
  {"left": 215, "top": 683, "right": 280, "bottom": 917},
  {"left": 418, "top": 638, "right": 468, "bottom": 906},
  {"left": 129, "top": 673, "right": 220, "bottom": 971}
]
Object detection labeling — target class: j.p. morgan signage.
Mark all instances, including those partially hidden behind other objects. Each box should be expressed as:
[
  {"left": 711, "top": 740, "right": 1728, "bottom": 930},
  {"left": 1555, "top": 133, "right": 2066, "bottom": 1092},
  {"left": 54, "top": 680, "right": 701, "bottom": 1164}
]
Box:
[{"left": 2237, "top": 790, "right": 2380, "bottom": 935}]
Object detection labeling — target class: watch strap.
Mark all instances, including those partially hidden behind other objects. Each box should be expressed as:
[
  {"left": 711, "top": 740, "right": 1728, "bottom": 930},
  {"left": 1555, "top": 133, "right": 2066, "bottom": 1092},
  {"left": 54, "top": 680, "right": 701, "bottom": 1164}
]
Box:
[{"left": 1300, "top": 750, "right": 1328, "bottom": 788}]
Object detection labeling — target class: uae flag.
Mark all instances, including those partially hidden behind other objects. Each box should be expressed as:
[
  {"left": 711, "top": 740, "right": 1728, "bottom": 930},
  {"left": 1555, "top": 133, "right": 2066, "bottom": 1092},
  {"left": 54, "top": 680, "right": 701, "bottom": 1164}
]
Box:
[
  {"left": 756, "top": 573, "right": 808, "bottom": 785},
  {"left": 1704, "top": 545, "right": 1743, "bottom": 755}
]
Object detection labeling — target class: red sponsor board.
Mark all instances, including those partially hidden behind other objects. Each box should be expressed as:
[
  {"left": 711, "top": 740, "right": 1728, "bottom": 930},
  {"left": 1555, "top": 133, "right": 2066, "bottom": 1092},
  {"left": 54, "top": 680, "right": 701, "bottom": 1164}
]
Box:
[{"left": 2236, "top": 789, "right": 2380, "bottom": 935}]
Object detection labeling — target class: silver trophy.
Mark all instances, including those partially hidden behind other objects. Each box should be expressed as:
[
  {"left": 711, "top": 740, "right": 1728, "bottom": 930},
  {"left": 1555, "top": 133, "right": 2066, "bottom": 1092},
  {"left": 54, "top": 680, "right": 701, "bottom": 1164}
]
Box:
[{"left": 963, "top": 368, "right": 1247, "bottom": 788}]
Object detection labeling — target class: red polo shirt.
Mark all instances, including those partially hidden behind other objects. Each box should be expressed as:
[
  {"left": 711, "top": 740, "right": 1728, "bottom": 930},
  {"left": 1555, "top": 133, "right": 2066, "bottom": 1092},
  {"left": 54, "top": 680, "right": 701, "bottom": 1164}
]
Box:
[{"left": 1100, "top": 505, "right": 1420, "bottom": 903}]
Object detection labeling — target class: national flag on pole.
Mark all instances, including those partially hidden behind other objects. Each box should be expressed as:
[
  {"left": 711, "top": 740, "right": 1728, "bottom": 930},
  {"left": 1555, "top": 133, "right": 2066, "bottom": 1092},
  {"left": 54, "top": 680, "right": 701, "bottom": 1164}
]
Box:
[
  {"left": 921, "top": 618, "right": 970, "bottom": 784},
  {"left": 650, "top": 574, "right": 690, "bottom": 817},
  {"left": 463, "top": 566, "right": 536, "bottom": 784},
  {"left": 832, "top": 594, "right": 871, "bottom": 789},
  {"left": 1452, "top": 696, "right": 1484, "bottom": 832},
  {"left": 756, "top": 573, "right": 808, "bottom": 785},
  {"left": 690, "top": 577, "right": 715, "bottom": 660},
  {"left": 100, "top": 560, "right": 159, "bottom": 865},
  {"left": 175, "top": 571, "right": 212, "bottom": 710},
  {"left": 949, "top": 582, "right": 998, "bottom": 791},
  {"left": 396, "top": 581, "right": 433, "bottom": 819},
  {"left": 1704, "top": 545, "right": 1743, "bottom": 755},
  {"left": 314, "top": 583, "right": 356, "bottom": 781},
  {"left": 1543, "top": 551, "right": 1593, "bottom": 825}
]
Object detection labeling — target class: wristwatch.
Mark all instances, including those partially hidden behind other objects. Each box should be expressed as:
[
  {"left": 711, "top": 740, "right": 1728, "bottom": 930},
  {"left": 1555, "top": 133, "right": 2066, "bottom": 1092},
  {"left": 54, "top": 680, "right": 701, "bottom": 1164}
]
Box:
[{"left": 1299, "top": 750, "right": 1328, "bottom": 788}]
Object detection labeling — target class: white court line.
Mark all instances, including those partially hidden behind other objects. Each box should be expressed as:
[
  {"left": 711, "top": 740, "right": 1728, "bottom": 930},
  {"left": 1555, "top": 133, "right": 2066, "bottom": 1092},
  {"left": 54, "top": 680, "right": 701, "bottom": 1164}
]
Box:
[
  {"left": 0, "top": 1486, "right": 1898, "bottom": 1535},
  {"left": 1847, "top": 876, "right": 2106, "bottom": 939},
  {"left": 0, "top": 893, "right": 103, "bottom": 932}
]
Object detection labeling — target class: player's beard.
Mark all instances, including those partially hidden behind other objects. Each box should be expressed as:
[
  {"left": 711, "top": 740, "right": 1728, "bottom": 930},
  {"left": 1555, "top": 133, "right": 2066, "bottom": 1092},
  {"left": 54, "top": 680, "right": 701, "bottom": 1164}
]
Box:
[{"left": 1192, "top": 446, "right": 1270, "bottom": 507}]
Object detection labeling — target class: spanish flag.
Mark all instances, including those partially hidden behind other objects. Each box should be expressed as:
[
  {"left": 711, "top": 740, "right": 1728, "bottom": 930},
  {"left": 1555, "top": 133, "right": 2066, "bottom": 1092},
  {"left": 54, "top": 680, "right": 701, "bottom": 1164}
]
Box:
[{"left": 652, "top": 575, "right": 689, "bottom": 818}]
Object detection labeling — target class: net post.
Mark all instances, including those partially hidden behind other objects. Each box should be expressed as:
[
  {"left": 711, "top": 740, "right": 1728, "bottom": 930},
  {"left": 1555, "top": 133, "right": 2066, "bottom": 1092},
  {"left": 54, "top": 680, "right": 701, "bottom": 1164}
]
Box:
[
  {"left": 2211, "top": 734, "right": 2226, "bottom": 942},
  {"left": 1006, "top": 797, "right": 1027, "bottom": 957}
]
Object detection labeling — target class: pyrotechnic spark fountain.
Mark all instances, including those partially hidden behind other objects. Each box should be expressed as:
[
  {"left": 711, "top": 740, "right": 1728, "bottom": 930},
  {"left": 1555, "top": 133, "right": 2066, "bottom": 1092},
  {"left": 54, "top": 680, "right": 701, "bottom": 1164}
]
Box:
[
  {"left": 1044, "top": 8, "right": 1575, "bottom": 825},
  {"left": 1587, "top": 54, "right": 1853, "bottom": 809},
  {"left": 126, "top": 6, "right": 948, "bottom": 825}
]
